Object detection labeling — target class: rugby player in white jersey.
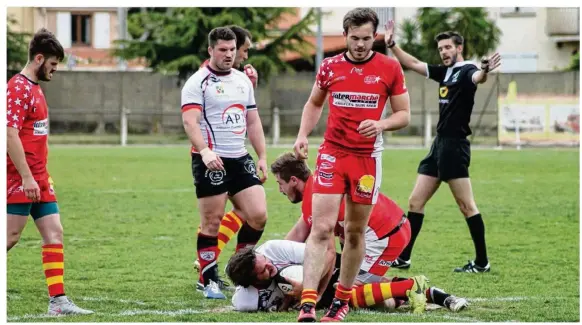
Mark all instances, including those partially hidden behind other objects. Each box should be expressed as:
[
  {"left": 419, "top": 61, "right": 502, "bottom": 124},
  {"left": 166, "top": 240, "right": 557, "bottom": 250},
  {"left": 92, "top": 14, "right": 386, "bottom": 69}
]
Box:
[
  {"left": 226, "top": 240, "right": 469, "bottom": 314},
  {"left": 181, "top": 27, "right": 268, "bottom": 299}
]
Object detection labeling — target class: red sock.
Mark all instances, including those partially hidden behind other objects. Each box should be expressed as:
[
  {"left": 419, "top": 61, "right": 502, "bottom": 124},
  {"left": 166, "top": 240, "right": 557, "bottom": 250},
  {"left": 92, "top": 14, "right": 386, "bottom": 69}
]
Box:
[
  {"left": 301, "top": 289, "right": 318, "bottom": 305},
  {"left": 334, "top": 283, "right": 352, "bottom": 302},
  {"left": 389, "top": 279, "right": 414, "bottom": 298}
]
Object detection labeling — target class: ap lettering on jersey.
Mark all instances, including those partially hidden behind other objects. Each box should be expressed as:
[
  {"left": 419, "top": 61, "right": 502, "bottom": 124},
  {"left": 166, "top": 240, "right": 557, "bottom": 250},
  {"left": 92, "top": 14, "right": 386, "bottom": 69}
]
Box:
[{"left": 220, "top": 104, "right": 246, "bottom": 134}]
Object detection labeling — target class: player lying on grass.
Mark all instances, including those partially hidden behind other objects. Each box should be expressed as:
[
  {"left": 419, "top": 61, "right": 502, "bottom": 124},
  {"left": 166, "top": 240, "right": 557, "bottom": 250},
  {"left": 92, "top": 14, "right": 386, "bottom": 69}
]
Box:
[
  {"left": 225, "top": 240, "right": 468, "bottom": 314},
  {"left": 270, "top": 153, "right": 468, "bottom": 312}
]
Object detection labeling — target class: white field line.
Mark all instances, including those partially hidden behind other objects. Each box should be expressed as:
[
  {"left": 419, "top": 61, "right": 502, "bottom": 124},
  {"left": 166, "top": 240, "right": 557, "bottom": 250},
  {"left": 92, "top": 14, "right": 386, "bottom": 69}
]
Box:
[
  {"left": 468, "top": 296, "right": 529, "bottom": 302},
  {"left": 6, "top": 296, "right": 556, "bottom": 321},
  {"left": 7, "top": 306, "right": 233, "bottom": 321},
  {"left": 353, "top": 309, "right": 480, "bottom": 322}
]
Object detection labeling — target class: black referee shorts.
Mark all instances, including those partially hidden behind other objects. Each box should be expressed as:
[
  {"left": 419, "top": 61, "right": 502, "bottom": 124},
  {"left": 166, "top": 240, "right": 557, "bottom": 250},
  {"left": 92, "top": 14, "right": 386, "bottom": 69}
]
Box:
[{"left": 417, "top": 136, "right": 471, "bottom": 182}]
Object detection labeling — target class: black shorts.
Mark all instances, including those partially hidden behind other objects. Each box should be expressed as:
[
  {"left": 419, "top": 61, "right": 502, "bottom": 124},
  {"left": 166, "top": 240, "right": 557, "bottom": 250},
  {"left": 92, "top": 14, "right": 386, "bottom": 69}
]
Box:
[
  {"left": 191, "top": 153, "right": 262, "bottom": 198},
  {"left": 417, "top": 136, "right": 471, "bottom": 182}
]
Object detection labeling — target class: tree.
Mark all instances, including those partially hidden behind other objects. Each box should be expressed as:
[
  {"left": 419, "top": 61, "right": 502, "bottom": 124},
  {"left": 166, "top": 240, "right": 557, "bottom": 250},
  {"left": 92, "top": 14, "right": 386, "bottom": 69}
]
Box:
[
  {"left": 566, "top": 51, "right": 579, "bottom": 71},
  {"left": 7, "top": 16, "right": 30, "bottom": 71},
  {"left": 113, "top": 8, "right": 317, "bottom": 83},
  {"left": 397, "top": 18, "right": 427, "bottom": 69},
  {"left": 398, "top": 8, "right": 502, "bottom": 65}
]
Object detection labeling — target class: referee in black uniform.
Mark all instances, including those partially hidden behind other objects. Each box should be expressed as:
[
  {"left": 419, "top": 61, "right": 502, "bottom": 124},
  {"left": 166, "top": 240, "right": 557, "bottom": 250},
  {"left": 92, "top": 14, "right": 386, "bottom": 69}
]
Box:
[{"left": 383, "top": 21, "right": 501, "bottom": 273}]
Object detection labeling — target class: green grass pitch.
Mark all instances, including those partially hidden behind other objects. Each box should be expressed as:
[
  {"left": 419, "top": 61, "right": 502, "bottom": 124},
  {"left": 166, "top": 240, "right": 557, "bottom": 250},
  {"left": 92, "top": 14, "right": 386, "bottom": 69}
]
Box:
[{"left": 6, "top": 146, "right": 580, "bottom": 322}]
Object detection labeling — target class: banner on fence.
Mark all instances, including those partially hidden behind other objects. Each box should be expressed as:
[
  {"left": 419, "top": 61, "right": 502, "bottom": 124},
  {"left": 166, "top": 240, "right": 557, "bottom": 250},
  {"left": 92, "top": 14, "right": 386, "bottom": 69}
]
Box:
[{"left": 498, "top": 86, "right": 579, "bottom": 146}]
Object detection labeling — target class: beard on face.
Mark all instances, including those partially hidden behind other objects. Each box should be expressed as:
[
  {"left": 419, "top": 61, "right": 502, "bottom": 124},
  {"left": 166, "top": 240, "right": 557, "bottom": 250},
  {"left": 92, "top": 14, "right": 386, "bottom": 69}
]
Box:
[
  {"left": 289, "top": 188, "right": 304, "bottom": 204},
  {"left": 442, "top": 50, "right": 458, "bottom": 67},
  {"left": 36, "top": 62, "right": 53, "bottom": 82},
  {"left": 348, "top": 46, "right": 370, "bottom": 61}
]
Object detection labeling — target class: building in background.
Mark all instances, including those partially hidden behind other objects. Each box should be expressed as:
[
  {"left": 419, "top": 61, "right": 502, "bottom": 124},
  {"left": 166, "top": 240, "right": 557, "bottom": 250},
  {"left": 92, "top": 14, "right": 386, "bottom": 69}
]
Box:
[
  {"left": 287, "top": 7, "right": 579, "bottom": 72},
  {"left": 7, "top": 7, "right": 146, "bottom": 70},
  {"left": 8, "top": 7, "right": 579, "bottom": 72}
]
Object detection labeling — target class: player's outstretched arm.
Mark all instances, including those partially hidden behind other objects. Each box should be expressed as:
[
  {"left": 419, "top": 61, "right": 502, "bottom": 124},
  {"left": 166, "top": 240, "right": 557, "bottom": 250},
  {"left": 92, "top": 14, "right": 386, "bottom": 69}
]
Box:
[
  {"left": 284, "top": 218, "right": 311, "bottom": 243},
  {"left": 182, "top": 109, "right": 224, "bottom": 171},
  {"left": 384, "top": 20, "right": 428, "bottom": 77},
  {"left": 472, "top": 52, "right": 501, "bottom": 84},
  {"left": 294, "top": 83, "right": 327, "bottom": 159}
]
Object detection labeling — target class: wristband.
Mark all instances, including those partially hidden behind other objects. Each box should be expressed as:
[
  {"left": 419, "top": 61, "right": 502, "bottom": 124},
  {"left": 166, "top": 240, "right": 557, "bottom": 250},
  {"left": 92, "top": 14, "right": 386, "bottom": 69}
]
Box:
[
  {"left": 481, "top": 59, "right": 490, "bottom": 73},
  {"left": 387, "top": 41, "right": 396, "bottom": 49}
]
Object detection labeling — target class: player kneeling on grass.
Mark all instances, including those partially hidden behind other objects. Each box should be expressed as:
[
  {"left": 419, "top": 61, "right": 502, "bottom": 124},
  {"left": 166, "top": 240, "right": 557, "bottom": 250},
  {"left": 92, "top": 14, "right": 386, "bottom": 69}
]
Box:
[
  {"left": 225, "top": 240, "right": 468, "bottom": 314},
  {"left": 6, "top": 28, "right": 93, "bottom": 316},
  {"left": 270, "top": 153, "right": 468, "bottom": 314}
]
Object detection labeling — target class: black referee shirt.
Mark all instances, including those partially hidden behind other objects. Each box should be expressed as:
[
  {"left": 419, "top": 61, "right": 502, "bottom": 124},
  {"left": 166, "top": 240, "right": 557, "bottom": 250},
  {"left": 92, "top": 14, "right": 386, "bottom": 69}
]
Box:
[{"left": 426, "top": 61, "right": 480, "bottom": 138}]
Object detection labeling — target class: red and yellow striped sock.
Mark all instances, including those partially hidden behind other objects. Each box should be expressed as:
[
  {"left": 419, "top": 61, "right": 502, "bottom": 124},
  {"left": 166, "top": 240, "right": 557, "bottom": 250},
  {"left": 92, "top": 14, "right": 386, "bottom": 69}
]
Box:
[
  {"left": 42, "top": 244, "right": 65, "bottom": 297},
  {"left": 217, "top": 211, "right": 243, "bottom": 254},
  {"left": 350, "top": 280, "right": 414, "bottom": 308},
  {"left": 301, "top": 289, "right": 318, "bottom": 305},
  {"left": 334, "top": 283, "right": 353, "bottom": 302}
]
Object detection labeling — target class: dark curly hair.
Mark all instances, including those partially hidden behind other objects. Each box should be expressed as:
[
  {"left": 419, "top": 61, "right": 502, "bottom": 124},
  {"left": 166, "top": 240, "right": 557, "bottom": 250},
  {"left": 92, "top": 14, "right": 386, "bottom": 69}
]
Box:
[
  {"left": 29, "top": 28, "right": 64, "bottom": 61},
  {"left": 225, "top": 247, "right": 257, "bottom": 288}
]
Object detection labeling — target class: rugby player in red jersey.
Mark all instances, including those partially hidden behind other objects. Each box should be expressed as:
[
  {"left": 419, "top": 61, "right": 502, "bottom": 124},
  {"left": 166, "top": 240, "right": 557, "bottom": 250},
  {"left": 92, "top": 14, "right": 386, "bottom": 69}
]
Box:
[
  {"left": 6, "top": 28, "right": 93, "bottom": 316},
  {"left": 292, "top": 8, "right": 412, "bottom": 322}
]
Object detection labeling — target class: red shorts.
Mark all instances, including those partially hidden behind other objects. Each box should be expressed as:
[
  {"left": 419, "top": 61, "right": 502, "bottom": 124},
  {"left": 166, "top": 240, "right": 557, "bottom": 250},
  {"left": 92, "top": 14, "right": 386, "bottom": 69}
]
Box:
[
  {"left": 360, "top": 220, "right": 411, "bottom": 276},
  {"left": 313, "top": 143, "right": 382, "bottom": 205},
  {"left": 7, "top": 177, "right": 57, "bottom": 204}
]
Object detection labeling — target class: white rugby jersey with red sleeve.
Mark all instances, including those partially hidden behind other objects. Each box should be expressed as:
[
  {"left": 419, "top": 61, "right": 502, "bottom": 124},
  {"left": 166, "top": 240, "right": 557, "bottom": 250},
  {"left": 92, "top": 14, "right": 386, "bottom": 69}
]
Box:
[{"left": 181, "top": 66, "right": 256, "bottom": 158}]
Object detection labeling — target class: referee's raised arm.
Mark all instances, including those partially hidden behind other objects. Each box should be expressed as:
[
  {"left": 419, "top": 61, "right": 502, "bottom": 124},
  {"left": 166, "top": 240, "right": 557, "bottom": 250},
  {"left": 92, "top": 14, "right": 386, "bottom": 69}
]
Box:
[{"left": 383, "top": 21, "right": 428, "bottom": 77}]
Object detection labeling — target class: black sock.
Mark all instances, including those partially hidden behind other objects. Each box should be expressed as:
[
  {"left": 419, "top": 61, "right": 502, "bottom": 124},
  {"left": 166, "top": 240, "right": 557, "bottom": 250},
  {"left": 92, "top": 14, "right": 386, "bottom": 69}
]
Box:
[
  {"left": 466, "top": 213, "right": 488, "bottom": 267},
  {"left": 399, "top": 212, "right": 424, "bottom": 261},
  {"left": 236, "top": 223, "right": 264, "bottom": 252},
  {"left": 429, "top": 287, "right": 451, "bottom": 307}
]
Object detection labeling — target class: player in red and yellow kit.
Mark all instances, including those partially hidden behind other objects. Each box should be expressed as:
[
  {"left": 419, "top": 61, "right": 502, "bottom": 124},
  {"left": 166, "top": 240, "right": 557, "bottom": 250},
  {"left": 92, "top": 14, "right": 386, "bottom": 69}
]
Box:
[
  {"left": 271, "top": 152, "right": 410, "bottom": 281},
  {"left": 269, "top": 153, "right": 468, "bottom": 314},
  {"left": 292, "top": 8, "right": 412, "bottom": 322},
  {"left": 6, "top": 28, "right": 93, "bottom": 316}
]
